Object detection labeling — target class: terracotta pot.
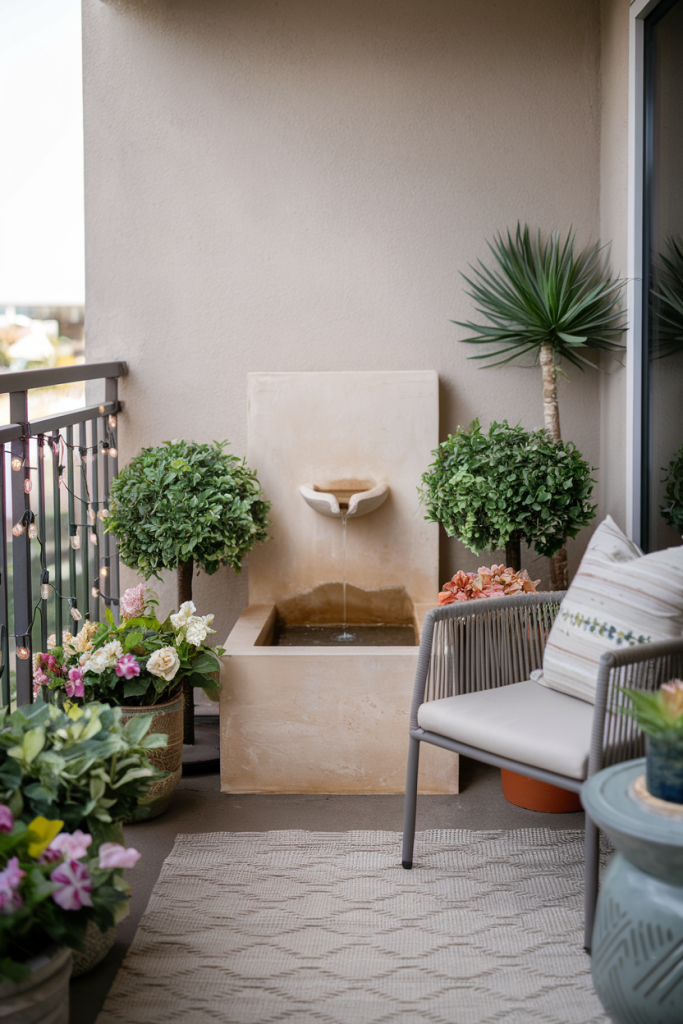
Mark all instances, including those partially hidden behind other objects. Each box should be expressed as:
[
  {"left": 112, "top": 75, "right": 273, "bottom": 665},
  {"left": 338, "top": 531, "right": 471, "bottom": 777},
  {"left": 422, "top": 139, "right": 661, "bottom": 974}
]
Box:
[
  {"left": 501, "top": 769, "right": 582, "bottom": 813},
  {"left": 0, "top": 946, "right": 71, "bottom": 1024},
  {"left": 120, "top": 690, "right": 183, "bottom": 819}
]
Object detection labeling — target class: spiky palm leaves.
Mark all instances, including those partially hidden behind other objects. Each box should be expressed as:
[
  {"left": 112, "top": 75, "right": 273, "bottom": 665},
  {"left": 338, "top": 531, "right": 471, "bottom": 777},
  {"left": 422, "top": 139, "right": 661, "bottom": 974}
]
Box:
[
  {"left": 453, "top": 224, "right": 626, "bottom": 440},
  {"left": 651, "top": 236, "right": 683, "bottom": 359},
  {"left": 451, "top": 225, "right": 626, "bottom": 588}
]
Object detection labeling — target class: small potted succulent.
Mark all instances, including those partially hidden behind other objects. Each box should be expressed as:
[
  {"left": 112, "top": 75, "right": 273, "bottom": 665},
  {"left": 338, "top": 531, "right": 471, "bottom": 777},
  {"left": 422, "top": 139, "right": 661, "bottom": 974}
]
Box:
[
  {"left": 106, "top": 439, "right": 270, "bottom": 743},
  {"left": 32, "top": 587, "right": 222, "bottom": 817},
  {"left": 0, "top": 699, "right": 154, "bottom": 1006},
  {"left": 622, "top": 680, "right": 683, "bottom": 803}
]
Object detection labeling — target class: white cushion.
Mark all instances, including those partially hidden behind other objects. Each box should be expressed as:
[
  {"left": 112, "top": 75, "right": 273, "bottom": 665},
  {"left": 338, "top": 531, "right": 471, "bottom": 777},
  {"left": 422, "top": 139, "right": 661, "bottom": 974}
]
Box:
[
  {"left": 417, "top": 680, "right": 594, "bottom": 780},
  {"left": 537, "top": 515, "right": 683, "bottom": 704}
]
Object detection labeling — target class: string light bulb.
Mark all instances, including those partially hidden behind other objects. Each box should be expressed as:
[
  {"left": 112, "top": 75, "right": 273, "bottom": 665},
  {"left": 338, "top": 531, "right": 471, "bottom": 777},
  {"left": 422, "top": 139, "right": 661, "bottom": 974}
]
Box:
[
  {"left": 97, "top": 509, "right": 109, "bottom": 521},
  {"left": 16, "top": 646, "right": 29, "bottom": 660},
  {"left": 91, "top": 586, "right": 99, "bottom": 598},
  {"left": 11, "top": 457, "right": 23, "bottom": 472},
  {"left": 89, "top": 530, "right": 98, "bottom": 546},
  {"left": 70, "top": 529, "right": 81, "bottom": 550},
  {"left": 12, "top": 521, "right": 25, "bottom": 537},
  {"left": 24, "top": 478, "right": 32, "bottom": 493},
  {"left": 98, "top": 405, "right": 105, "bottom": 414},
  {"left": 88, "top": 508, "right": 96, "bottom": 524},
  {"left": 100, "top": 566, "right": 109, "bottom": 578},
  {"left": 28, "top": 522, "right": 38, "bottom": 540},
  {"left": 109, "top": 447, "right": 118, "bottom": 459},
  {"left": 108, "top": 415, "right": 116, "bottom": 430},
  {"left": 70, "top": 604, "right": 82, "bottom": 622},
  {"left": 41, "top": 582, "right": 50, "bottom": 601}
]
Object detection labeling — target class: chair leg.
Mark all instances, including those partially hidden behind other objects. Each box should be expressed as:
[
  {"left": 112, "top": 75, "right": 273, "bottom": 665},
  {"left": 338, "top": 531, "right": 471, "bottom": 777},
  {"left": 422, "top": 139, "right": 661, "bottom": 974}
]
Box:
[
  {"left": 584, "top": 814, "right": 600, "bottom": 952},
  {"left": 402, "top": 736, "right": 420, "bottom": 869}
]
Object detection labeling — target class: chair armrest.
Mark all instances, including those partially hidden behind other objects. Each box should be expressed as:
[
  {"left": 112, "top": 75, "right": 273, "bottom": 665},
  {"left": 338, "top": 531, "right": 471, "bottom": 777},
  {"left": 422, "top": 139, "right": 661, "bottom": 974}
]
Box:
[
  {"left": 409, "top": 591, "right": 565, "bottom": 732},
  {"left": 589, "top": 638, "right": 683, "bottom": 776}
]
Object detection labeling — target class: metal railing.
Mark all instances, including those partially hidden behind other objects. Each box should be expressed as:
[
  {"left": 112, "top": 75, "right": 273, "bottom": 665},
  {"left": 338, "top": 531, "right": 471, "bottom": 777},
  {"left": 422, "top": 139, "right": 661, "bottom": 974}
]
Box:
[{"left": 0, "top": 361, "right": 126, "bottom": 708}]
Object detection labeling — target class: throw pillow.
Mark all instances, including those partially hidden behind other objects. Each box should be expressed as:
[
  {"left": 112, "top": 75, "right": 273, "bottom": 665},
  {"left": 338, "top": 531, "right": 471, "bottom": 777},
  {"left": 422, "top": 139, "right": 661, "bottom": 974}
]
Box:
[{"left": 537, "top": 515, "right": 683, "bottom": 703}]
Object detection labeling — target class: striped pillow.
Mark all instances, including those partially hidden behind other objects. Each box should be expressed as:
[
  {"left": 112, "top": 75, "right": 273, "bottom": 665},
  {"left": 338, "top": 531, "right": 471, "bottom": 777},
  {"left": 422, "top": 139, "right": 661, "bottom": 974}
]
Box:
[{"left": 537, "top": 516, "right": 683, "bottom": 704}]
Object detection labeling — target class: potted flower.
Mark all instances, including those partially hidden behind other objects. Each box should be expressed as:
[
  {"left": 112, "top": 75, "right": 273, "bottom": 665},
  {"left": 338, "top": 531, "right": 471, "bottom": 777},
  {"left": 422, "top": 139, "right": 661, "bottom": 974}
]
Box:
[
  {"left": 622, "top": 680, "right": 683, "bottom": 803},
  {"left": 33, "top": 588, "right": 223, "bottom": 817},
  {"left": 1, "top": 698, "right": 162, "bottom": 975},
  {"left": 106, "top": 439, "right": 270, "bottom": 743},
  {"left": 420, "top": 419, "right": 596, "bottom": 577},
  {"left": 0, "top": 807, "right": 141, "bottom": 1021}
]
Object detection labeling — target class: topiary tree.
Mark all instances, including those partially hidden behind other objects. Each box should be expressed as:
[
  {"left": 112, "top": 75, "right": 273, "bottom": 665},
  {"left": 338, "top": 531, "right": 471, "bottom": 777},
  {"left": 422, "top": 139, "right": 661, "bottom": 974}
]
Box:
[
  {"left": 661, "top": 440, "right": 683, "bottom": 535},
  {"left": 419, "top": 419, "right": 596, "bottom": 576},
  {"left": 452, "top": 224, "right": 625, "bottom": 587},
  {"left": 107, "top": 439, "right": 270, "bottom": 741}
]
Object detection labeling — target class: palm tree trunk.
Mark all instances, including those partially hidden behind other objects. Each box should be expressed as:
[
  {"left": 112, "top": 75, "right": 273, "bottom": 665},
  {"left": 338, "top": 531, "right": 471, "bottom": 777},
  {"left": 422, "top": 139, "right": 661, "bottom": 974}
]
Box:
[
  {"left": 177, "top": 558, "right": 194, "bottom": 745},
  {"left": 540, "top": 344, "right": 568, "bottom": 590}
]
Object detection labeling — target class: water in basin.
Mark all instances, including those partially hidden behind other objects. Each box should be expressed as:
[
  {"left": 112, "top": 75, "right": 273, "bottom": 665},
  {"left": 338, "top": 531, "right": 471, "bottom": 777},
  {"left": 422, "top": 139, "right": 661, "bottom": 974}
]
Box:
[{"left": 273, "top": 623, "right": 416, "bottom": 646}]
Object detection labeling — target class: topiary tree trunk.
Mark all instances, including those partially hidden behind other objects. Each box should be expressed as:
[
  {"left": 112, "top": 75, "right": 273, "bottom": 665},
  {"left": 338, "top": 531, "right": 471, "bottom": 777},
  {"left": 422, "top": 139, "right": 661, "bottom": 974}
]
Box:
[
  {"left": 540, "top": 344, "right": 568, "bottom": 590},
  {"left": 177, "top": 558, "right": 195, "bottom": 745}
]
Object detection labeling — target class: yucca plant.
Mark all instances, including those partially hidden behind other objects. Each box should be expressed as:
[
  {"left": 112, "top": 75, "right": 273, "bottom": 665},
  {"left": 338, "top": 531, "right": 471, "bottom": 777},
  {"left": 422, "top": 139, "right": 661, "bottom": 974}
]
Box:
[
  {"left": 651, "top": 236, "right": 683, "bottom": 359},
  {"left": 452, "top": 224, "right": 626, "bottom": 588}
]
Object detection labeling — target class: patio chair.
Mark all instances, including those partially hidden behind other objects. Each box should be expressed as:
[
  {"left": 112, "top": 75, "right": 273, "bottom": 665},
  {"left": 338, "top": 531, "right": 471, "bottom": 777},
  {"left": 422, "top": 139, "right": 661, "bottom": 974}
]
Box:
[{"left": 401, "top": 591, "right": 683, "bottom": 950}]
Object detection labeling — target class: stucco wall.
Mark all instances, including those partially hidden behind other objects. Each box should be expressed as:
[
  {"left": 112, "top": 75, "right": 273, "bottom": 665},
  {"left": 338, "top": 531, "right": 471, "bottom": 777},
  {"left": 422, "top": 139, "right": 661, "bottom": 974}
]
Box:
[{"left": 84, "top": 0, "right": 612, "bottom": 635}]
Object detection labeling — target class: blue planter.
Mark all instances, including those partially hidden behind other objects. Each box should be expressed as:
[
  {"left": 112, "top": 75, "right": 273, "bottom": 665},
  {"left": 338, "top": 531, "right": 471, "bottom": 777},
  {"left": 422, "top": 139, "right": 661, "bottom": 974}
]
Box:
[{"left": 647, "top": 736, "right": 683, "bottom": 803}]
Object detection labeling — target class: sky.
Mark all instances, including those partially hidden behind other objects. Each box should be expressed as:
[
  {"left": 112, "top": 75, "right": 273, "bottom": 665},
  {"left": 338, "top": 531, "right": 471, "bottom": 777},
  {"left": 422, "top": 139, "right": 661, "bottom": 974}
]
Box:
[{"left": 0, "top": 0, "right": 85, "bottom": 306}]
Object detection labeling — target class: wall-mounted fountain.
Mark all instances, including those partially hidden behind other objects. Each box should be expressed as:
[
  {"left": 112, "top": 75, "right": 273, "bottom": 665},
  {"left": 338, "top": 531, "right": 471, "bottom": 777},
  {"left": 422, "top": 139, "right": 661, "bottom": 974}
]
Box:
[{"left": 220, "top": 371, "right": 458, "bottom": 794}]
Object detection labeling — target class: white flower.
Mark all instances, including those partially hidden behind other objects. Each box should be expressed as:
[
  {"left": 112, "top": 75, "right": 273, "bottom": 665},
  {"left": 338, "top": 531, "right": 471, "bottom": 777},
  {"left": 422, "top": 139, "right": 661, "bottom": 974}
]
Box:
[
  {"left": 184, "top": 614, "right": 215, "bottom": 647},
  {"left": 86, "top": 640, "right": 124, "bottom": 674},
  {"left": 147, "top": 646, "right": 180, "bottom": 682},
  {"left": 47, "top": 634, "right": 56, "bottom": 650},
  {"left": 170, "top": 601, "right": 196, "bottom": 632},
  {"left": 73, "top": 622, "right": 99, "bottom": 654}
]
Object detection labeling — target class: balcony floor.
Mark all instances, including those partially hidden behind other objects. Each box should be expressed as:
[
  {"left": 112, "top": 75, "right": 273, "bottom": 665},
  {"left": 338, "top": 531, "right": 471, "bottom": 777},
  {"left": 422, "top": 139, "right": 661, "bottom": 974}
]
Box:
[{"left": 70, "top": 754, "right": 585, "bottom": 1024}]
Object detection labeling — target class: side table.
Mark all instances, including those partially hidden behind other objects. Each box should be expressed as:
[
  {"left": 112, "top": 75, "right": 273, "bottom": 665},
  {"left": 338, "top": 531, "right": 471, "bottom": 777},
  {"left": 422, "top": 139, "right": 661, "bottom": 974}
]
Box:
[{"left": 582, "top": 758, "right": 683, "bottom": 1024}]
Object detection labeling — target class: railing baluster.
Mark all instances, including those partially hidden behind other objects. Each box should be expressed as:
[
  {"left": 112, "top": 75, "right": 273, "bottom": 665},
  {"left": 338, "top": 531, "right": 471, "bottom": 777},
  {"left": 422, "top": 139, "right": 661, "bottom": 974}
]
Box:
[
  {"left": 52, "top": 431, "right": 63, "bottom": 642},
  {"left": 90, "top": 418, "right": 100, "bottom": 620},
  {"left": 10, "top": 390, "right": 32, "bottom": 704},
  {"left": 66, "top": 426, "right": 78, "bottom": 633},
  {"left": 105, "top": 378, "right": 120, "bottom": 623},
  {"left": 36, "top": 435, "right": 48, "bottom": 652},
  {"left": 0, "top": 449, "right": 10, "bottom": 707},
  {"left": 78, "top": 422, "right": 90, "bottom": 621}
]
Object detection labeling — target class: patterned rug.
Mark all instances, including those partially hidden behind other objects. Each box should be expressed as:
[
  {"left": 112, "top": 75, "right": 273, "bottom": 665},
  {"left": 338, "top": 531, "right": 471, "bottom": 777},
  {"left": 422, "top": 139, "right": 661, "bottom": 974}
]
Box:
[{"left": 96, "top": 829, "right": 608, "bottom": 1024}]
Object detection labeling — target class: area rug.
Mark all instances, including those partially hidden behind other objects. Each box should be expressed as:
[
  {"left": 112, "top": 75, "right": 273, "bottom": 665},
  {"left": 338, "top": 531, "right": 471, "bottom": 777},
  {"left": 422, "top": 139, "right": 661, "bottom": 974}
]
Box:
[{"left": 95, "top": 829, "right": 608, "bottom": 1024}]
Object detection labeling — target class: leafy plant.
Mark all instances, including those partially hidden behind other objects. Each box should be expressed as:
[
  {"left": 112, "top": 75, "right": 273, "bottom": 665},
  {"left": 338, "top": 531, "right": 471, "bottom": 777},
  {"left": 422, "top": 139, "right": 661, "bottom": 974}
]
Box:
[
  {"left": 451, "top": 224, "right": 625, "bottom": 587},
  {"left": 661, "top": 440, "right": 683, "bottom": 535},
  {"left": 33, "top": 589, "right": 223, "bottom": 708},
  {"left": 620, "top": 680, "right": 683, "bottom": 743},
  {"left": 420, "top": 419, "right": 596, "bottom": 561},
  {"left": 651, "top": 236, "right": 683, "bottom": 359},
  {"left": 107, "top": 439, "right": 270, "bottom": 582},
  {"left": 0, "top": 700, "right": 166, "bottom": 834}
]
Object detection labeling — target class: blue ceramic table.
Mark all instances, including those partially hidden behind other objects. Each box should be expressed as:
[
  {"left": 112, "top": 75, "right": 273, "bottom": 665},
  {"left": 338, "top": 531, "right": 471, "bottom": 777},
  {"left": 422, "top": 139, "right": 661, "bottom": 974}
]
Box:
[{"left": 582, "top": 758, "right": 683, "bottom": 1024}]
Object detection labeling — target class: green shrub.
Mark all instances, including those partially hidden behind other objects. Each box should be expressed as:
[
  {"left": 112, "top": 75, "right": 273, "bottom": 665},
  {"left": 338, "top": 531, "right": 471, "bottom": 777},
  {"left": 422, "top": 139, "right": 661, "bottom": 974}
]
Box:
[
  {"left": 420, "top": 419, "right": 596, "bottom": 558},
  {"left": 661, "top": 440, "right": 683, "bottom": 535}
]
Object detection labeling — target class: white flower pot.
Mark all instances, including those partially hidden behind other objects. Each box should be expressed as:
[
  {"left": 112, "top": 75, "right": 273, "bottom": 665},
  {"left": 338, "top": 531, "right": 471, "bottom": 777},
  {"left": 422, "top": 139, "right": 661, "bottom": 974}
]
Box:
[{"left": 0, "top": 946, "right": 71, "bottom": 1024}]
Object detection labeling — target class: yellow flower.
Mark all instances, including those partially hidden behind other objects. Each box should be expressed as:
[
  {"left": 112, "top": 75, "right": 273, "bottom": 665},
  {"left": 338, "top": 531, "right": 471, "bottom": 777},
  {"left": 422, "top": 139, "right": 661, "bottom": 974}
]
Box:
[{"left": 27, "top": 816, "right": 64, "bottom": 858}]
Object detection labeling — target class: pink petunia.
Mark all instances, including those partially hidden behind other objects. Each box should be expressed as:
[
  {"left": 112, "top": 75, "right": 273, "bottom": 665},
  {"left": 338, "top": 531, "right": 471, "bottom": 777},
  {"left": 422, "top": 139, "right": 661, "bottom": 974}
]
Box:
[
  {"left": 50, "top": 859, "right": 93, "bottom": 911},
  {"left": 98, "top": 842, "right": 141, "bottom": 869},
  {"left": 115, "top": 654, "right": 141, "bottom": 680},
  {"left": 0, "top": 806, "right": 13, "bottom": 834},
  {"left": 48, "top": 830, "right": 92, "bottom": 861},
  {"left": 65, "top": 668, "right": 84, "bottom": 698}
]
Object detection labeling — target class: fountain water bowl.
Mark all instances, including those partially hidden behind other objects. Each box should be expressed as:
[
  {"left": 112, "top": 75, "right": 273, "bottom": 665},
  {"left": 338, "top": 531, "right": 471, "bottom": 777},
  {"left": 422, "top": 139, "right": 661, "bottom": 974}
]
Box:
[{"left": 300, "top": 480, "right": 389, "bottom": 518}]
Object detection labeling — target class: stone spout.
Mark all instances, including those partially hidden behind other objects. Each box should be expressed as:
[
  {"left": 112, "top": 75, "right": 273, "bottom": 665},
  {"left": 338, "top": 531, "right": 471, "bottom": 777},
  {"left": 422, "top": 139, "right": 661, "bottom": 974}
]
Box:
[{"left": 300, "top": 481, "right": 389, "bottom": 518}]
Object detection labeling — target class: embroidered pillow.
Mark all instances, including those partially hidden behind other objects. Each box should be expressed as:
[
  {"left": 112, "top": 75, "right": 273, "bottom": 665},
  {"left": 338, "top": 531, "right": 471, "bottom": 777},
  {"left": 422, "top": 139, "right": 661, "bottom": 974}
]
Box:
[{"left": 537, "top": 515, "right": 683, "bottom": 703}]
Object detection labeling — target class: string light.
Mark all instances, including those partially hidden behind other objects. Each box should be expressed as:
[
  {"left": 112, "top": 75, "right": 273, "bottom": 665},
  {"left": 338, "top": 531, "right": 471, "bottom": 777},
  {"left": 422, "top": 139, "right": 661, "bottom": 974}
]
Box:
[
  {"left": 88, "top": 508, "right": 96, "bottom": 524},
  {"left": 108, "top": 415, "right": 116, "bottom": 430},
  {"left": 98, "top": 405, "right": 105, "bottom": 414},
  {"left": 24, "top": 478, "right": 32, "bottom": 493},
  {"left": 70, "top": 604, "right": 82, "bottom": 622},
  {"left": 109, "top": 447, "right": 118, "bottom": 459},
  {"left": 100, "top": 566, "right": 109, "bottom": 578},
  {"left": 97, "top": 509, "right": 109, "bottom": 521},
  {"left": 91, "top": 586, "right": 99, "bottom": 598},
  {"left": 41, "top": 572, "right": 50, "bottom": 601},
  {"left": 12, "top": 521, "right": 25, "bottom": 537},
  {"left": 16, "top": 646, "right": 29, "bottom": 660},
  {"left": 11, "top": 457, "right": 23, "bottom": 472},
  {"left": 89, "top": 530, "right": 98, "bottom": 546},
  {"left": 28, "top": 521, "right": 38, "bottom": 540},
  {"left": 70, "top": 528, "right": 81, "bottom": 550}
]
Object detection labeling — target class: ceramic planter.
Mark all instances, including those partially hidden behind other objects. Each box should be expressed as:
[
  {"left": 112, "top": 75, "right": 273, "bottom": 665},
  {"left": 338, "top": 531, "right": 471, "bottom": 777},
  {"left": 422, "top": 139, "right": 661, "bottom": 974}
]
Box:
[
  {"left": 501, "top": 769, "right": 582, "bottom": 813},
  {"left": 120, "top": 690, "right": 184, "bottom": 819},
  {"left": 646, "top": 736, "right": 683, "bottom": 804},
  {"left": 0, "top": 946, "right": 71, "bottom": 1024}
]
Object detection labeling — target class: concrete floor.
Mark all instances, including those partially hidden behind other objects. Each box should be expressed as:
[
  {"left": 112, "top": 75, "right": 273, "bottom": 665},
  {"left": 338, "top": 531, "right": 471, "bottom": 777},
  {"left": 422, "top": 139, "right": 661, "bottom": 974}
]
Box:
[{"left": 69, "top": 754, "right": 585, "bottom": 1024}]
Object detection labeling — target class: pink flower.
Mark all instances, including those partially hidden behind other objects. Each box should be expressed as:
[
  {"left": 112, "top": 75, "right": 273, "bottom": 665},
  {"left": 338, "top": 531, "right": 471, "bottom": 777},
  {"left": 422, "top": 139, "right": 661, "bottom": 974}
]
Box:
[
  {"left": 0, "top": 856, "right": 25, "bottom": 893},
  {"left": 50, "top": 859, "right": 93, "bottom": 911},
  {"left": 0, "top": 806, "right": 13, "bottom": 834},
  {"left": 48, "top": 830, "right": 92, "bottom": 861},
  {"left": 0, "top": 888, "right": 23, "bottom": 914},
  {"left": 121, "top": 583, "right": 147, "bottom": 620},
  {"left": 115, "top": 654, "right": 141, "bottom": 680},
  {"left": 98, "top": 842, "right": 141, "bottom": 869},
  {"left": 45, "top": 655, "right": 57, "bottom": 671},
  {"left": 65, "top": 668, "right": 84, "bottom": 698}
]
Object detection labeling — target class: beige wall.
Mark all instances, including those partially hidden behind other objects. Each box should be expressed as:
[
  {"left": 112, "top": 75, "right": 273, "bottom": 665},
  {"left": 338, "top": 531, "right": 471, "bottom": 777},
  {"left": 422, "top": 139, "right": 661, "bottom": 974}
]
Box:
[{"left": 84, "top": 0, "right": 627, "bottom": 633}]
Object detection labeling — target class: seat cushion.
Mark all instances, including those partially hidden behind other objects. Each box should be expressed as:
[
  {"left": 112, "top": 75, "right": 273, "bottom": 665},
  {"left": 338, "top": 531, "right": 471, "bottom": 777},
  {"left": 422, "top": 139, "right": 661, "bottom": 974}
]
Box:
[
  {"left": 416, "top": 680, "right": 594, "bottom": 780},
  {"left": 537, "top": 515, "right": 683, "bottom": 704}
]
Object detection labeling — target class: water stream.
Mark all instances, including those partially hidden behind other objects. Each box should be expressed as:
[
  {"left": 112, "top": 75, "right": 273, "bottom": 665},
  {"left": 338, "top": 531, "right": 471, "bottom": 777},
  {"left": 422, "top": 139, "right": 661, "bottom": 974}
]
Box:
[{"left": 338, "top": 508, "right": 354, "bottom": 641}]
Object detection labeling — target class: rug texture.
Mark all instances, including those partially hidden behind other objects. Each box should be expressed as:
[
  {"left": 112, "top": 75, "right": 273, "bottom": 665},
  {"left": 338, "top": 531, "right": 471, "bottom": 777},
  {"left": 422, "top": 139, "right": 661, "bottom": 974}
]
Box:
[{"left": 96, "top": 829, "right": 608, "bottom": 1024}]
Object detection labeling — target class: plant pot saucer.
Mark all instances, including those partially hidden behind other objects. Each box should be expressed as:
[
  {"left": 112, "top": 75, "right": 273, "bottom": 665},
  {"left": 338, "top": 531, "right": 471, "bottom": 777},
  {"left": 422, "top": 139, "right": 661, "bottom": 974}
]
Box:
[{"left": 501, "top": 768, "right": 582, "bottom": 813}]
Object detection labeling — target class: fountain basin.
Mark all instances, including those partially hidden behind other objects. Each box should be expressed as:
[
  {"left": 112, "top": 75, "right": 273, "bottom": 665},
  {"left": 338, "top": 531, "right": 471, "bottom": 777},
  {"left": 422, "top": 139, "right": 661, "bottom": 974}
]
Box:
[{"left": 219, "top": 586, "right": 458, "bottom": 794}]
